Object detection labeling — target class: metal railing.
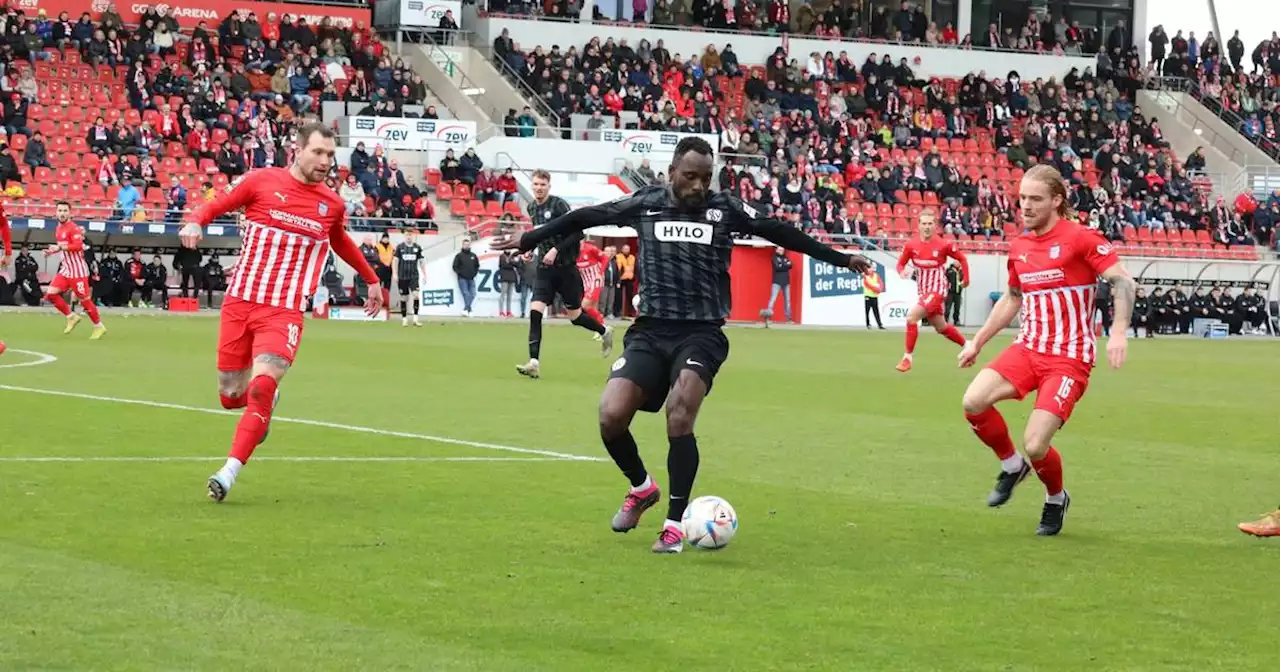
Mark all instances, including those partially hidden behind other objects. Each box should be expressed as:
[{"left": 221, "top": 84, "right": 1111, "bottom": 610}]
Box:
[
  {"left": 474, "top": 10, "right": 1103, "bottom": 56},
  {"left": 471, "top": 43, "right": 564, "bottom": 131},
  {"left": 382, "top": 29, "right": 512, "bottom": 141},
  {"left": 1145, "top": 75, "right": 1280, "bottom": 165}
]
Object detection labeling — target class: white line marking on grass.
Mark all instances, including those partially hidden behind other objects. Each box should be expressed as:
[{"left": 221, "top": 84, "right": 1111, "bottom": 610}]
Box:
[
  {"left": 0, "top": 349, "right": 58, "bottom": 370},
  {"left": 0, "top": 384, "right": 606, "bottom": 463},
  {"left": 0, "top": 456, "right": 567, "bottom": 463}
]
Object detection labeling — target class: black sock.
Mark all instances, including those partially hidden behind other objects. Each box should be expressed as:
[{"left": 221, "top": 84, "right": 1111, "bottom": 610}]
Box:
[
  {"left": 400, "top": 295, "right": 409, "bottom": 318},
  {"left": 413, "top": 299, "right": 420, "bottom": 315},
  {"left": 666, "top": 434, "right": 699, "bottom": 522},
  {"left": 528, "top": 309, "right": 543, "bottom": 359},
  {"left": 602, "top": 428, "right": 648, "bottom": 487},
  {"left": 571, "top": 310, "right": 606, "bottom": 335}
]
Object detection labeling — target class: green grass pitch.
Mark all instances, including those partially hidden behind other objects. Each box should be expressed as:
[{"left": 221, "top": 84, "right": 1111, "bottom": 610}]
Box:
[{"left": 0, "top": 312, "right": 1276, "bottom": 671}]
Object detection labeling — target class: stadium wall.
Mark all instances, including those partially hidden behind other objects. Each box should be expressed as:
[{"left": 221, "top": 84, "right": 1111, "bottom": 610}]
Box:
[
  {"left": 10, "top": 0, "right": 371, "bottom": 29},
  {"left": 9, "top": 226, "right": 1275, "bottom": 323}
]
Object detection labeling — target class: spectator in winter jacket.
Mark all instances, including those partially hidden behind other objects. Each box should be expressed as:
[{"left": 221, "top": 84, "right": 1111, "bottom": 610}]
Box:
[
  {"left": 496, "top": 168, "right": 518, "bottom": 206},
  {"left": 452, "top": 238, "right": 480, "bottom": 315},
  {"left": 474, "top": 168, "right": 498, "bottom": 203},
  {"left": 457, "top": 148, "right": 483, "bottom": 185}
]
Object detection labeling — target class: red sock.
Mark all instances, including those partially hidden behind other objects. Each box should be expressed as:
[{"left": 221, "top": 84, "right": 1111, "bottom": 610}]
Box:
[
  {"left": 584, "top": 306, "right": 605, "bottom": 325},
  {"left": 940, "top": 324, "right": 966, "bottom": 345},
  {"left": 229, "top": 375, "right": 278, "bottom": 464},
  {"left": 47, "top": 294, "right": 71, "bottom": 316},
  {"left": 80, "top": 300, "right": 101, "bottom": 325},
  {"left": 905, "top": 323, "right": 919, "bottom": 354},
  {"left": 964, "top": 407, "right": 1017, "bottom": 460},
  {"left": 1031, "top": 448, "right": 1064, "bottom": 495},
  {"left": 219, "top": 393, "right": 248, "bottom": 410}
]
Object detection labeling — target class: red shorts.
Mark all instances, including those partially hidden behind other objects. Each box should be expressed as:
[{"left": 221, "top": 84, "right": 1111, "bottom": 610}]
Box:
[
  {"left": 584, "top": 283, "right": 602, "bottom": 304},
  {"left": 986, "top": 344, "right": 1092, "bottom": 423},
  {"left": 917, "top": 291, "right": 944, "bottom": 317},
  {"left": 217, "top": 296, "right": 305, "bottom": 372},
  {"left": 48, "top": 274, "right": 91, "bottom": 300}
]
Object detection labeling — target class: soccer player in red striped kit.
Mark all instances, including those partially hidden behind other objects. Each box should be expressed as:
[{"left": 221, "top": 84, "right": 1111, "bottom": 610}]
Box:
[
  {"left": 894, "top": 209, "right": 968, "bottom": 372},
  {"left": 958, "top": 165, "right": 1134, "bottom": 536},
  {"left": 577, "top": 238, "right": 610, "bottom": 327},
  {"left": 44, "top": 201, "right": 107, "bottom": 339},
  {"left": 179, "top": 123, "right": 383, "bottom": 502}
]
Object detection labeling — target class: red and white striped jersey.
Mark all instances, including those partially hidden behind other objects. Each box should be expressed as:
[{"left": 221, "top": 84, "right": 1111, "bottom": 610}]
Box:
[
  {"left": 577, "top": 240, "right": 608, "bottom": 290},
  {"left": 897, "top": 235, "right": 968, "bottom": 298},
  {"left": 1008, "top": 219, "right": 1121, "bottom": 364},
  {"left": 55, "top": 221, "right": 90, "bottom": 279},
  {"left": 194, "top": 168, "right": 347, "bottom": 312}
]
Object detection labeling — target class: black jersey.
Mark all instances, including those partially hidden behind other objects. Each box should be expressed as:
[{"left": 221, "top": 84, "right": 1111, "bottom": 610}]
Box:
[
  {"left": 394, "top": 242, "right": 424, "bottom": 281},
  {"left": 526, "top": 195, "right": 576, "bottom": 266},
  {"left": 517, "top": 185, "right": 855, "bottom": 323}
]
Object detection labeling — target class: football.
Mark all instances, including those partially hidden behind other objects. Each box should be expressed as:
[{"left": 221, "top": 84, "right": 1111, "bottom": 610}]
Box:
[{"left": 681, "top": 495, "right": 738, "bottom": 550}]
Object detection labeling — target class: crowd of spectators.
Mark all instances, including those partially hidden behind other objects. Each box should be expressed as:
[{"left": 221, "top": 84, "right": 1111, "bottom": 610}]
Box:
[
  {"left": 487, "top": 1, "right": 1112, "bottom": 56},
  {"left": 1147, "top": 25, "right": 1280, "bottom": 167},
  {"left": 493, "top": 26, "right": 1268, "bottom": 252},
  {"left": 0, "top": 4, "right": 438, "bottom": 224}
]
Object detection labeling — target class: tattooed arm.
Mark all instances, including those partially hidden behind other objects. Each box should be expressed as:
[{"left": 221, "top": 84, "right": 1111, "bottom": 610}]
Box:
[{"left": 1101, "top": 263, "right": 1136, "bottom": 369}]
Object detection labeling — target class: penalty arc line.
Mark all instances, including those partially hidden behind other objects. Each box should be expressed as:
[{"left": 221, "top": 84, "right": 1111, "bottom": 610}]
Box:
[
  {"left": 0, "top": 384, "right": 607, "bottom": 463},
  {"left": 0, "top": 349, "right": 60, "bottom": 370}
]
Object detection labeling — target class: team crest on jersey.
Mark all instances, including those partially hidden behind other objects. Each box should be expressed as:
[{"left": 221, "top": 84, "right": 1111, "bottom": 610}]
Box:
[
  {"left": 705, "top": 208, "right": 722, "bottom": 222},
  {"left": 1049, "top": 244, "right": 1061, "bottom": 259},
  {"left": 1097, "top": 244, "right": 1113, "bottom": 255},
  {"left": 318, "top": 202, "right": 329, "bottom": 216}
]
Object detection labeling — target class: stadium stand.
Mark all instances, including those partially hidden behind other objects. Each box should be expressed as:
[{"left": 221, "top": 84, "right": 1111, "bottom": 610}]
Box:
[
  {"left": 479, "top": 20, "right": 1260, "bottom": 261},
  {"left": 0, "top": 4, "right": 439, "bottom": 229}
]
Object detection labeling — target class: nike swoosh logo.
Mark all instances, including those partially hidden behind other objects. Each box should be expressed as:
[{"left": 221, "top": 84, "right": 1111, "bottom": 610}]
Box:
[
  {"left": 645, "top": 210, "right": 663, "bottom": 215},
  {"left": 686, "top": 359, "right": 703, "bottom": 367}
]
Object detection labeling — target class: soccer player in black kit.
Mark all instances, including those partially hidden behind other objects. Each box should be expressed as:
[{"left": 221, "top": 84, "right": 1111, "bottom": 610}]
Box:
[
  {"left": 516, "top": 169, "right": 613, "bottom": 379},
  {"left": 494, "top": 138, "right": 871, "bottom": 553},
  {"left": 393, "top": 229, "right": 426, "bottom": 327}
]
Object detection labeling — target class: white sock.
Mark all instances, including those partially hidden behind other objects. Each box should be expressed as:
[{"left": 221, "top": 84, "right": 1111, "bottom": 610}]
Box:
[
  {"left": 630, "top": 475, "right": 653, "bottom": 493},
  {"left": 663, "top": 518, "right": 682, "bottom": 530},
  {"left": 222, "top": 457, "right": 244, "bottom": 480},
  {"left": 903, "top": 353, "right": 913, "bottom": 361},
  {"left": 530, "top": 358, "right": 539, "bottom": 366},
  {"left": 1046, "top": 492, "right": 1066, "bottom": 505},
  {"left": 1000, "top": 454, "right": 1025, "bottom": 474}
]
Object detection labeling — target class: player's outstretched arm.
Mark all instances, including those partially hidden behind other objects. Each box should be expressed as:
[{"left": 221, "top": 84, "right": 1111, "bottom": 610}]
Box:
[
  {"left": 896, "top": 244, "right": 913, "bottom": 279},
  {"left": 1101, "top": 263, "right": 1135, "bottom": 369},
  {"left": 960, "top": 285, "right": 1022, "bottom": 368},
  {"left": 330, "top": 225, "right": 383, "bottom": 316},
  {"left": 495, "top": 196, "right": 638, "bottom": 252},
  {"left": 949, "top": 247, "right": 971, "bottom": 287},
  {"left": 180, "top": 173, "right": 257, "bottom": 248},
  {"left": 741, "top": 216, "right": 871, "bottom": 272}
]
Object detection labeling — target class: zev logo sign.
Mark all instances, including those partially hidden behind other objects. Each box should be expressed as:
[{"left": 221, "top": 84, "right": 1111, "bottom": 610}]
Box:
[
  {"left": 418, "top": 121, "right": 470, "bottom": 145},
  {"left": 375, "top": 120, "right": 411, "bottom": 144}
]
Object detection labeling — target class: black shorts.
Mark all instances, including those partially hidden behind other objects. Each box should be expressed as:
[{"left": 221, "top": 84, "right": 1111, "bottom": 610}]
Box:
[
  {"left": 608, "top": 318, "right": 731, "bottom": 413},
  {"left": 532, "top": 265, "right": 583, "bottom": 310},
  {"left": 398, "top": 276, "right": 419, "bottom": 295}
]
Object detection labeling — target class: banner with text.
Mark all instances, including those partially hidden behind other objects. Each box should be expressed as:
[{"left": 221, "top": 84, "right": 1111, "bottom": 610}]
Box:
[
  {"left": 418, "top": 237, "right": 508, "bottom": 318},
  {"left": 599, "top": 130, "right": 721, "bottom": 162},
  {"left": 801, "top": 250, "right": 921, "bottom": 328},
  {"left": 397, "top": 0, "right": 464, "bottom": 27},
  {"left": 13, "top": 0, "right": 371, "bottom": 29},
  {"left": 340, "top": 116, "right": 476, "bottom": 166}
]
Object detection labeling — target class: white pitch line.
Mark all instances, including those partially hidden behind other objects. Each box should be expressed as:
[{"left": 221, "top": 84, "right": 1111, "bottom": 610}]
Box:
[
  {"left": 0, "top": 349, "right": 59, "bottom": 370},
  {"left": 0, "top": 456, "right": 565, "bottom": 463},
  {"left": 0, "top": 384, "right": 606, "bottom": 463}
]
